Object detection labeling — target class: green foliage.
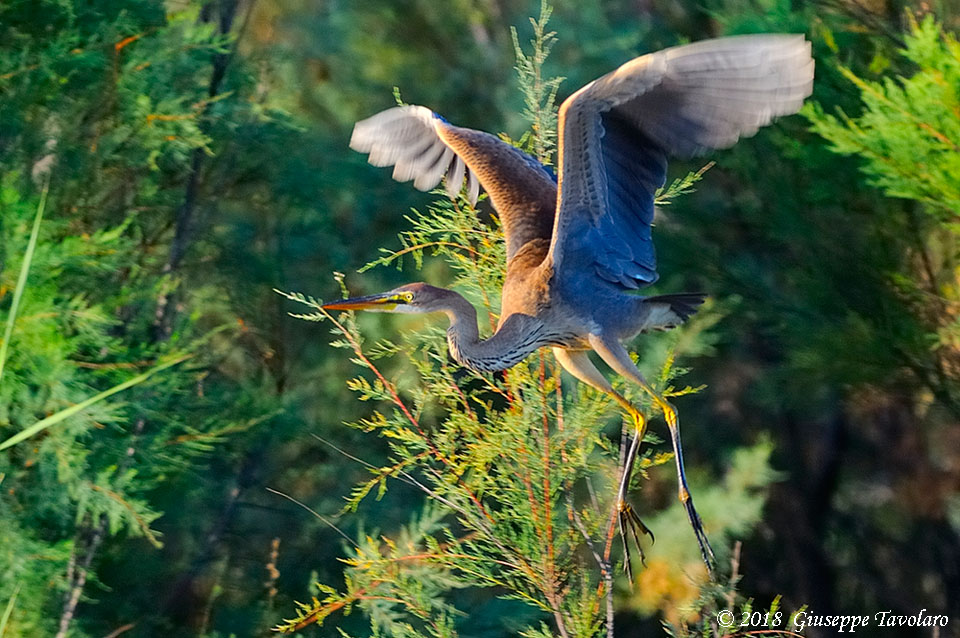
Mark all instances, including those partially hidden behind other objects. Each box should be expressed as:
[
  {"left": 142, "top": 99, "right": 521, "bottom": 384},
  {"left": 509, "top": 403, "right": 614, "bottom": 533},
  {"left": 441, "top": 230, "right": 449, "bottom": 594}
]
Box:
[
  {"left": 654, "top": 163, "right": 714, "bottom": 207},
  {"left": 0, "top": 180, "right": 173, "bottom": 635},
  {"left": 805, "top": 15, "right": 960, "bottom": 218},
  {"left": 0, "top": 2, "right": 292, "bottom": 635},
  {"left": 0, "top": 353, "right": 190, "bottom": 454},
  {"left": 805, "top": 14, "right": 960, "bottom": 412},
  {"left": 511, "top": 0, "right": 565, "bottom": 163}
]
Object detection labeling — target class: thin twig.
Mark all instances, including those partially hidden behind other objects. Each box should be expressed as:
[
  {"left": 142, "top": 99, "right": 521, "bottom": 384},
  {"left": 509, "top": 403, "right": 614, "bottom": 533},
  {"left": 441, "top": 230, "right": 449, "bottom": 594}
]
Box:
[
  {"left": 321, "top": 307, "right": 495, "bottom": 523},
  {"left": 726, "top": 540, "right": 742, "bottom": 611},
  {"left": 56, "top": 516, "right": 107, "bottom": 638},
  {"left": 265, "top": 487, "right": 358, "bottom": 549},
  {"left": 101, "top": 623, "right": 136, "bottom": 638}
]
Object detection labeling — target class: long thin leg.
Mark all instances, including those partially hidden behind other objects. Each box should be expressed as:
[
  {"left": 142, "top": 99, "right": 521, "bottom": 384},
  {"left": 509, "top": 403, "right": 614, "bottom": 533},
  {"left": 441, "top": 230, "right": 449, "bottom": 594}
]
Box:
[
  {"left": 587, "top": 336, "right": 717, "bottom": 577},
  {"left": 553, "top": 348, "right": 654, "bottom": 578},
  {"left": 613, "top": 414, "right": 656, "bottom": 583}
]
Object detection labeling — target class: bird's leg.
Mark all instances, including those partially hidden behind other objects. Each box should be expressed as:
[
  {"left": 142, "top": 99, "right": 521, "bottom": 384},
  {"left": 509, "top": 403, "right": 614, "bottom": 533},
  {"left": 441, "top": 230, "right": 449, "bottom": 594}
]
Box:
[
  {"left": 552, "top": 348, "right": 653, "bottom": 577},
  {"left": 658, "top": 391, "right": 717, "bottom": 577},
  {"left": 588, "top": 336, "right": 717, "bottom": 578},
  {"left": 627, "top": 377, "right": 716, "bottom": 576},
  {"left": 609, "top": 389, "right": 655, "bottom": 580}
]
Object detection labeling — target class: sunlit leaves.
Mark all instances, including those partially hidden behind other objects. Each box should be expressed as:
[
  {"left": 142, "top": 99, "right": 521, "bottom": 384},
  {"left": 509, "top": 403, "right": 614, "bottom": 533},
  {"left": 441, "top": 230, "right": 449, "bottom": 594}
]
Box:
[{"left": 805, "top": 16, "right": 960, "bottom": 217}]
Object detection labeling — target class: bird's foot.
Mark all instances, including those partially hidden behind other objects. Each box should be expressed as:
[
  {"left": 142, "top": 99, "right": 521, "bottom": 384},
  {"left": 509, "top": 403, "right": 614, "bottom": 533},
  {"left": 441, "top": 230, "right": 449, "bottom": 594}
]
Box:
[
  {"left": 618, "top": 500, "right": 655, "bottom": 585},
  {"left": 679, "top": 488, "right": 717, "bottom": 579}
]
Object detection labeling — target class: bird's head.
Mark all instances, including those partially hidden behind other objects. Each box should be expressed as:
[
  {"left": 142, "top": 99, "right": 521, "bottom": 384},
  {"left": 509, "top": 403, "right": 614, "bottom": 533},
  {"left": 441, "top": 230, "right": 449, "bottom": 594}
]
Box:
[{"left": 321, "top": 282, "right": 455, "bottom": 315}]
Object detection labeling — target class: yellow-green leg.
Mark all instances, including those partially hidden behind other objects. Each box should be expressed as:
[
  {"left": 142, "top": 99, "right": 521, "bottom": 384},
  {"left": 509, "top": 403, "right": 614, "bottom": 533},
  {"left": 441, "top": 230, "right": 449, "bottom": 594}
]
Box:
[
  {"left": 610, "top": 395, "right": 656, "bottom": 582},
  {"left": 553, "top": 348, "right": 655, "bottom": 579},
  {"left": 654, "top": 393, "right": 716, "bottom": 575},
  {"left": 588, "top": 337, "right": 717, "bottom": 578}
]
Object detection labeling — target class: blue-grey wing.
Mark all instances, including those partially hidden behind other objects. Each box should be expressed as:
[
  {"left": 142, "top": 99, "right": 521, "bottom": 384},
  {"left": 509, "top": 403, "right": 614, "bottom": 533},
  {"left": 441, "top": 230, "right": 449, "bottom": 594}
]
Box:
[
  {"left": 351, "top": 106, "right": 558, "bottom": 260},
  {"left": 549, "top": 34, "right": 814, "bottom": 290}
]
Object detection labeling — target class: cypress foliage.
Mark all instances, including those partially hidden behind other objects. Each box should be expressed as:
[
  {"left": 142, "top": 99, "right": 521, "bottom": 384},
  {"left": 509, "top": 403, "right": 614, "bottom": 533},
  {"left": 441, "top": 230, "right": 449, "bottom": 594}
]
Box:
[
  {"left": 806, "top": 15, "right": 960, "bottom": 411},
  {"left": 0, "top": 3, "right": 290, "bottom": 635}
]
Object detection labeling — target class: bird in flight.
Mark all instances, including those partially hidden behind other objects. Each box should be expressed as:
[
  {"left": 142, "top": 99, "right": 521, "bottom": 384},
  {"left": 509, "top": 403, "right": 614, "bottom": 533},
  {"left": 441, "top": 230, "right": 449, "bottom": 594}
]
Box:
[{"left": 325, "top": 34, "right": 814, "bottom": 577}]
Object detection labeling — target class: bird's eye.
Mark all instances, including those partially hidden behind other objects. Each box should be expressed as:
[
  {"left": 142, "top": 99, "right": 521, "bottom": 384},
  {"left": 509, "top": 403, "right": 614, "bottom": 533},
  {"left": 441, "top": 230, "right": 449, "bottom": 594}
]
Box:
[{"left": 403, "top": 292, "right": 414, "bottom": 303}]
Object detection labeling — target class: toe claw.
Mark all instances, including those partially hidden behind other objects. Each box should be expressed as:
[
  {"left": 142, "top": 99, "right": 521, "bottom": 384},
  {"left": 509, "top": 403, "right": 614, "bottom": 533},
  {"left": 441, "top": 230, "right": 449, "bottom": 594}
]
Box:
[
  {"left": 619, "top": 502, "right": 655, "bottom": 579},
  {"left": 680, "top": 495, "right": 717, "bottom": 578}
]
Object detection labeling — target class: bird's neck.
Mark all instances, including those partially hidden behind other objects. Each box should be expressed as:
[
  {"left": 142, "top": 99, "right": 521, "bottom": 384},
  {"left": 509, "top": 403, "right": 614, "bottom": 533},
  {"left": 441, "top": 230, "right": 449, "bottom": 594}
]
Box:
[{"left": 442, "top": 294, "right": 545, "bottom": 372}]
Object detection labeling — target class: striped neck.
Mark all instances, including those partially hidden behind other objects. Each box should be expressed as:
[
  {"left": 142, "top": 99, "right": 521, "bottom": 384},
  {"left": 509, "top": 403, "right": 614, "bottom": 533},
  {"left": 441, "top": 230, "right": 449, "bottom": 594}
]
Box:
[{"left": 441, "top": 294, "right": 545, "bottom": 372}]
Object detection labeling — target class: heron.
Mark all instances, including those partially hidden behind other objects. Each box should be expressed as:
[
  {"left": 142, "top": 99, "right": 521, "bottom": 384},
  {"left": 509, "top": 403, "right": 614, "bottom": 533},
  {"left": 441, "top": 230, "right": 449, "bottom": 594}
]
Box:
[{"left": 325, "top": 34, "right": 814, "bottom": 577}]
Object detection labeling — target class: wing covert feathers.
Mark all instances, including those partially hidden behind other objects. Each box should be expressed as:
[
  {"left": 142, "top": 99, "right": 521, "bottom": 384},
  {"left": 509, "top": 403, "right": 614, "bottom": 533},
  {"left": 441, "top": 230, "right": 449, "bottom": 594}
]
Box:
[{"left": 351, "top": 105, "right": 559, "bottom": 260}]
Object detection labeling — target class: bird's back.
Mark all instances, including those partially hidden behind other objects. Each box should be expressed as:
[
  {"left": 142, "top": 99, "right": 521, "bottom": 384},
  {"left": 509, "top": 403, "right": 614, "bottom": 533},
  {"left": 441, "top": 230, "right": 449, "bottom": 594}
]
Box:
[{"left": 498, "top": 238, "right": 554, "bottom": 325}]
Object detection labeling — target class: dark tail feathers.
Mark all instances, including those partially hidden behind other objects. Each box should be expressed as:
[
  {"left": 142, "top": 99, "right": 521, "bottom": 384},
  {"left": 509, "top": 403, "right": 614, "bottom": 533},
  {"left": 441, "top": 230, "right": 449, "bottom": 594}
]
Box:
[{"left": 646, "top": 292, "right": 707, "bottom": 322}]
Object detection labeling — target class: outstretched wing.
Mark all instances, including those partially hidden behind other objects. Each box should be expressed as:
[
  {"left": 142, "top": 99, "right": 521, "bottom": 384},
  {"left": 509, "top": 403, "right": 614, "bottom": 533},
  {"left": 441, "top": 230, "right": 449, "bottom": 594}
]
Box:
[
  {"left": 548, "top": 34, "right": 814, "bottom": 289},
  {"left": 351, "top": 106, "right": 558, "bottom": 260}
]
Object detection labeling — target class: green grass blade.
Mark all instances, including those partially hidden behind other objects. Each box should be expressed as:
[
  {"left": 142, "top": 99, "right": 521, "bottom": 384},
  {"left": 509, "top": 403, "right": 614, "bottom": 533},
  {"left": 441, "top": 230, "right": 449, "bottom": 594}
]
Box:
[
  {"left": 0, "top": 179, "right": 50, "bottom": 386},
  {"left": 0, "top": 354, "right": 191, "bottom": 452},
  {"left": 0, "top": 584, "right": 20, "bottom": 638}
]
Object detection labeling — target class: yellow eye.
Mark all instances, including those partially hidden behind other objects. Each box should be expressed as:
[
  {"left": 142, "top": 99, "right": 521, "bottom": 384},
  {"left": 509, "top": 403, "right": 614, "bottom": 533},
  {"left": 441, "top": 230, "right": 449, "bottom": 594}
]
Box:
[{"left": 403, "top": 292, "right": 414, "bottom": 302}]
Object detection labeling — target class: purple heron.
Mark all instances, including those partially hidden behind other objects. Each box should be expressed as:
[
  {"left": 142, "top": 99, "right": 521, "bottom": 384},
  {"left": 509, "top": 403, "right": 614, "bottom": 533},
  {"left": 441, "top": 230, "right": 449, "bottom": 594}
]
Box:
[{"left": 326, "top": 34, "right": 814, "bottom": 576}]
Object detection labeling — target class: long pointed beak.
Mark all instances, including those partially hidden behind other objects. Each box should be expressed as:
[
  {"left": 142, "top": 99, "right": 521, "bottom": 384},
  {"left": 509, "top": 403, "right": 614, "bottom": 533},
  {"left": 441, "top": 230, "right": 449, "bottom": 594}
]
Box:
[{"left": 321, "top": 292, "right": 399, "bottom": 312}]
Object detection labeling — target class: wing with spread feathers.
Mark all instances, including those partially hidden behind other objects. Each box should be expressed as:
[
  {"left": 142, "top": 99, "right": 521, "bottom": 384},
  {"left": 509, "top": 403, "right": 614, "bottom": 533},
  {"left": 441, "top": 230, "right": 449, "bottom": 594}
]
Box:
[
  {"left": 549, "top": 34, "right": 814, "bottom": 289},
  {"left": 351, "top": 106, "right": 558, "bottom": 260}
]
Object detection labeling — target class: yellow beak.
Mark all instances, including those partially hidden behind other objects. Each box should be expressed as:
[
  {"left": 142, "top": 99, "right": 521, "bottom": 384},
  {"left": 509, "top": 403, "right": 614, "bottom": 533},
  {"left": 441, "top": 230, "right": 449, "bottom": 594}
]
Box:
[{"left": 321, "top": 293, "right": 400, "bottom": 312}]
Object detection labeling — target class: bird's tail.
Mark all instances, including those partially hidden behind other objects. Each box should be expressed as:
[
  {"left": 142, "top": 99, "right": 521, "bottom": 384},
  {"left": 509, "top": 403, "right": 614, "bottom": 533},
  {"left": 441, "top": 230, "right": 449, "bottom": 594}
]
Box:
[{"left": 645, "top": 292, "right": 707, "bottom": 324}]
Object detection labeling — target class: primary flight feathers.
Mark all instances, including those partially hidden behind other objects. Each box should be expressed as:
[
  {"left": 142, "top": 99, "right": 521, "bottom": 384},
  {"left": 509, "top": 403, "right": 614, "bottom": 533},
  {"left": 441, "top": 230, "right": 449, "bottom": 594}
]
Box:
[{"left": 350, "top": 105, "right": 482, "bottom": 203}]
